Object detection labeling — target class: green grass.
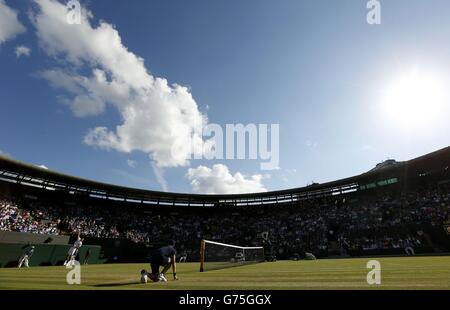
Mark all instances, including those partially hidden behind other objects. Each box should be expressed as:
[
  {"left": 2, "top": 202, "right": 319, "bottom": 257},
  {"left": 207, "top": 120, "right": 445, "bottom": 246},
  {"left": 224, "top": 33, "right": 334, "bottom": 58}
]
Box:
[{"left": 0, "top": 256, "right": 449, "bottom": 290}]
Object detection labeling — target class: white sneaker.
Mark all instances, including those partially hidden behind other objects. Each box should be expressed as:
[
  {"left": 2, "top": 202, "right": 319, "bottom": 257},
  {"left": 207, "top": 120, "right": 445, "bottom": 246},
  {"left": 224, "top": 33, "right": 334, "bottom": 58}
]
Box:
[
  {"left": 140, "top": 270, "right": 148, "bottom": 283},
  {"left": 158, "top": 273, "right": 168, "bottom": 282},
  {"left": 141, "top": 274, "right": 148, "bottom": 283}
]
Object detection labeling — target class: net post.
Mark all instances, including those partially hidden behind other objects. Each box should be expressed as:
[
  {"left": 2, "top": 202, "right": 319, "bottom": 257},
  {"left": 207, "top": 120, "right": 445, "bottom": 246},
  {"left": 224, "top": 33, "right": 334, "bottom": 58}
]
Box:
[{"left": 199, "top": 239, "right": 205, "bottom": 272}]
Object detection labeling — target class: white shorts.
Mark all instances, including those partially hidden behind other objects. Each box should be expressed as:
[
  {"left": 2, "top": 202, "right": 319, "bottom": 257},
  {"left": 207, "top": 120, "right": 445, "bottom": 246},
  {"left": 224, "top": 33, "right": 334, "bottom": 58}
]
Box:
[{"left": 68, "top": 247, "right": 78, "bottom": 256}]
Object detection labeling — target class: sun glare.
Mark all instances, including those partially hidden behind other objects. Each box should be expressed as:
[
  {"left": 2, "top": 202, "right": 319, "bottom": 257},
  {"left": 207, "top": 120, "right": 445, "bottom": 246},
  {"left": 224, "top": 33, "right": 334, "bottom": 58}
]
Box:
[{"left": 382, "top": 71, "right": 448, "bottom": 129}]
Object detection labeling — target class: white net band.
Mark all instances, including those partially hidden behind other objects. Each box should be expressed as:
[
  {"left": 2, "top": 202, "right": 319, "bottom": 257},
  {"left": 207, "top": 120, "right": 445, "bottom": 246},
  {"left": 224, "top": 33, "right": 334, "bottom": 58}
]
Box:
[{"left": 203, "top": 239, "right": 264, "bottom": 250}]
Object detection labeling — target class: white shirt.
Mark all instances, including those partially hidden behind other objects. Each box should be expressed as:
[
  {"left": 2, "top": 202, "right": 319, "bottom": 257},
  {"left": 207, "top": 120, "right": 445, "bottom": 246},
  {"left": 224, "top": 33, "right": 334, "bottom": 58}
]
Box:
[{"left": 73, "top": 239, "right": 82, "bottom": 249}]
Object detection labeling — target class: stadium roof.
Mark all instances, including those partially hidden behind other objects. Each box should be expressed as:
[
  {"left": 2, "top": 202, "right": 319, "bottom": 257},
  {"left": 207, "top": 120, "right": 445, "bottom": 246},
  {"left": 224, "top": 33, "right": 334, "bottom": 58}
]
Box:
[{"left": 0, "top": 146, "right": 449, "bottom": 207}]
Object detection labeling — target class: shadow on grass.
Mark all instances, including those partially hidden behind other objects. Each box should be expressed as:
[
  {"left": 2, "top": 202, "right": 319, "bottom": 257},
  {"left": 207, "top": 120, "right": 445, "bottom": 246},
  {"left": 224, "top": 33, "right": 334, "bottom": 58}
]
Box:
[{"left": 93, "top": 281, "right": 143, "bottom": 287}]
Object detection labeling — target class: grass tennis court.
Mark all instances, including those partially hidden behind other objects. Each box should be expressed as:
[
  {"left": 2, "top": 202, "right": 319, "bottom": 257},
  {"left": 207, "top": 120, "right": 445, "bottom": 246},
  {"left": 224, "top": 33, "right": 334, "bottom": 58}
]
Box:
[{"left": 0, "top": 256, "right": 449, "bottom": 290}]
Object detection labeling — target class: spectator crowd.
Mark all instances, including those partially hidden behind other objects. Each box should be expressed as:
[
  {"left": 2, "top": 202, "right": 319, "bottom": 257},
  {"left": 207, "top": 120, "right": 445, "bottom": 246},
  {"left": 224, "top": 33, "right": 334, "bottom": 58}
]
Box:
[{"left": 1, "top": 187, "right": 449, "bottom": 259}]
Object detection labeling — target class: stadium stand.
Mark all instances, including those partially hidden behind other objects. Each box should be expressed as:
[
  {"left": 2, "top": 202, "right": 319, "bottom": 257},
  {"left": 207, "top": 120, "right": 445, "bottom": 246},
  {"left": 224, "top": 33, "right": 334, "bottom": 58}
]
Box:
[{"left": 0, "top": 147, "right": 449, "bottom": 265}]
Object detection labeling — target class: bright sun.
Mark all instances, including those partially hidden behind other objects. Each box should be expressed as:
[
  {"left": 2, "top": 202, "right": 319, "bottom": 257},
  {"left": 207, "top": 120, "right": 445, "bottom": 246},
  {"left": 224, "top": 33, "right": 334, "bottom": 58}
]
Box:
[{"left": 382, "top": 71, "right": 448, "bottom": 129}]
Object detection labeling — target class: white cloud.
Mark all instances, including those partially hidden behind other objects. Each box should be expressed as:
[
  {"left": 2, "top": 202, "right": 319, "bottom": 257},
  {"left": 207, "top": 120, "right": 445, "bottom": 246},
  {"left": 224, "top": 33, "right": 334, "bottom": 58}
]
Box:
[
  {"left": 31, "top": 0, "right": 210, "bottom": 167},
  {"left": 15, "top": 45, "right": 31, "bottom": 57},
  {"left": 70, "top": 94, "right": 105, "bottom": 117},
  {"left": 152, "top": 162, "right": 168, "bottom": 192},
  {"left": 38, "top": 69, "right": 85, "bottom": 94},
  {"left": 127, "top": 159, "right": 137, "bottom": 168},
  {"left": 186, "top": 164, "right": 267, "bottom": 194},
  {"left": 36, "top": 164, "right": 48, "bottom": 169},
  {"left": 0, "top": 149, "right": 11, "bottom": 158},
  {"left": 305, "top": 140, "right": 318, "bottom": 149},
  {"left": 0, "top": 0, "right": 26, "bottom": 44}
]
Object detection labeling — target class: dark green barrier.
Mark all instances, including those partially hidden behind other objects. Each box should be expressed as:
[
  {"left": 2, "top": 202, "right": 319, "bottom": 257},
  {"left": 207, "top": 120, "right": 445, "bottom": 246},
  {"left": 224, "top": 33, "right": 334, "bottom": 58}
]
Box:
[
  {"left": 0, "top": 231, "right": 70, "bottom": 245},
  {"left": 0, "top": 244, "right": 101, "bottom": 268}
]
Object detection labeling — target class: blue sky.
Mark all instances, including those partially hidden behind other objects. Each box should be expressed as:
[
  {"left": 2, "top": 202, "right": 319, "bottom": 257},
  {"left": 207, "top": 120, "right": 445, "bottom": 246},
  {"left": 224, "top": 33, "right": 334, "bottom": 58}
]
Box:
[{"left": 0, "top": 0, "right": 449, "bottom": 194}]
